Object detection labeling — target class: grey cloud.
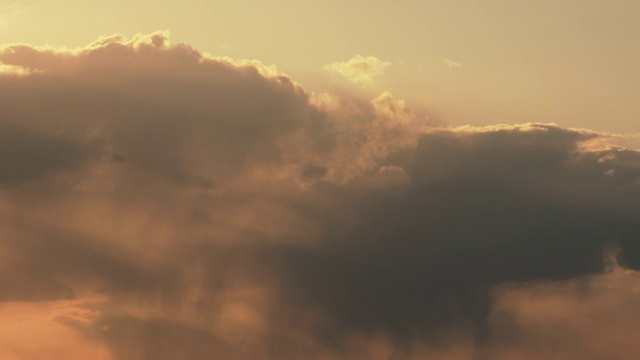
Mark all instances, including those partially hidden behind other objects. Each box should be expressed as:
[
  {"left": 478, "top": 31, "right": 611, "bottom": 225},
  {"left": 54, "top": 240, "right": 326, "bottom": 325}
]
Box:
[
  {"left": 274, "top": 125, "right": 640, "bottom": 347},
  {"left": 0, "top": 125, "right": 93, "bottom": 184}
]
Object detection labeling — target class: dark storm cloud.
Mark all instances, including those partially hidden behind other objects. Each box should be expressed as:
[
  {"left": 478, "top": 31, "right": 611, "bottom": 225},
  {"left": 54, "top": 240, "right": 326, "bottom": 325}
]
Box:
[
  {"left": 2, "top": 32, "right": 640, "bottom": 359},
  {"left": 275, "top": 125, "right": 640, "bottom": 348},
  {"left": 0, "top": 124, "right": 93, "bottom": 184}
]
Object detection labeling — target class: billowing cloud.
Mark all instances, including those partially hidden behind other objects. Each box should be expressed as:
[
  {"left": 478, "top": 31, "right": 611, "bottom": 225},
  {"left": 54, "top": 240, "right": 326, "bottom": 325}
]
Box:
[
  {"left": 325, "top": 55, "right": 391, "bottom": 85},
  {"left": 2, "top": 32, "right": 640, "bottom": 359}
]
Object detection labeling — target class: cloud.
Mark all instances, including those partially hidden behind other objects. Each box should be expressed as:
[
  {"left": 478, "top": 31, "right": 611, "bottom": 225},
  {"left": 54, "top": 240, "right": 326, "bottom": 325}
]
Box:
[
  {"left": 0, "top": 62, "right": 30, "bottom": 75},
  {"left": 444, "top": 59, "right": 462, "bottom": 68},
  {"left": 325, "top": 55, "right": 391, "bottom": 85},
  {"left": 0, "top": 296, "right": 112, "bottom": 360},
  {"left": 485, "top": 265, "right": 640, "bottom": 360},
  {"left": 276, "top": 123, "right": 640, "bottom": 346},
  {"left": 2, "top": 32, "right": 640, "bottom": 359}
]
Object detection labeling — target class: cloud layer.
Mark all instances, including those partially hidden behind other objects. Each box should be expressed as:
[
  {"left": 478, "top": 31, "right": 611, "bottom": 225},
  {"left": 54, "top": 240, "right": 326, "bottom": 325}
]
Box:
[{"left": 2, "top": 32, "right": 640, "bottom": 359}]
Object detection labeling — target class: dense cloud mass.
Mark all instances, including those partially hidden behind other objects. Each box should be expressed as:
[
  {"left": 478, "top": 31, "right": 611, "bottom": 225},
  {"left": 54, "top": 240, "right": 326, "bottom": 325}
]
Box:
[{"left": 2, "top": 32, "right": 640, "bottom": 359}]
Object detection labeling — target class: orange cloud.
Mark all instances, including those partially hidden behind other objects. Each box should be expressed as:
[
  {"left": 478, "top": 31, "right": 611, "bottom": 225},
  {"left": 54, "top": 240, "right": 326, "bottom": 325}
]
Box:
[{"left": 0, "top": 296, "right": 112, "bottom": 360}]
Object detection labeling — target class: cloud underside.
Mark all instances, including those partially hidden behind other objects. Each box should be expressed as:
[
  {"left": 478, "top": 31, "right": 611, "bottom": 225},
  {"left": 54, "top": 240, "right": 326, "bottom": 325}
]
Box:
[{"left": 1, "top": 32, "right": 640, "bottom": 360}]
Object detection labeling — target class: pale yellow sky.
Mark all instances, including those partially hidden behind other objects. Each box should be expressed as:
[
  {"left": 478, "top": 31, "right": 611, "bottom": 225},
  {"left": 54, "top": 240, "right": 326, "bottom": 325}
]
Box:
[{"left": 2, "top": 0, "right": 639, "bottom": 133}]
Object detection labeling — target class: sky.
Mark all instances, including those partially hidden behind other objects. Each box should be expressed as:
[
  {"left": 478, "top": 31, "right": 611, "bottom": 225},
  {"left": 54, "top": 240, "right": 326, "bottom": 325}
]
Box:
[{"left": 1, "top": 2, "right": 640, "bottom": 360}]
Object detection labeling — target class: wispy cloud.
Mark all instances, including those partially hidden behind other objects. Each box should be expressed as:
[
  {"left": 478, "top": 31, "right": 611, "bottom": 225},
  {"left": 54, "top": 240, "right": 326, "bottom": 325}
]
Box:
[
  {"left": 444, "top": 58, "right": 462, "bottom": 68},
  {"left": 325, "top": 55, "right": 391, "bottom": 85}
]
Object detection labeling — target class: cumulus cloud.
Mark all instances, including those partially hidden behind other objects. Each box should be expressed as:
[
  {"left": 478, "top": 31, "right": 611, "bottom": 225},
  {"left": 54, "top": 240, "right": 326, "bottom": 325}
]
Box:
[
  {"left": 2, "top": 32, "right": 640, "bottom": 359},
  {"left": 325, "top": 55, "right": 391, "bottom": 85}
]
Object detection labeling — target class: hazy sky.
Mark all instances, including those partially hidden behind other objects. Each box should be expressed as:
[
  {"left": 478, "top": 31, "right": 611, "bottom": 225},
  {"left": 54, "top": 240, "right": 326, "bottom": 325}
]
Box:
[
  {"left": 2, "top": 1, "right": 639, "bottom": 133},
  {"left": 2, "top": 2, "right": 640, "bottom": 360}
]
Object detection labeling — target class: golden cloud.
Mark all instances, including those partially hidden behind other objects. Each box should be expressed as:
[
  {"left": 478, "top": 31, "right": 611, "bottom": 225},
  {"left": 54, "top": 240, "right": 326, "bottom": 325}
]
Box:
[{"left": 325, "top": 55, "right": 391, "bottom": 85}]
